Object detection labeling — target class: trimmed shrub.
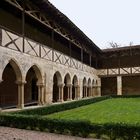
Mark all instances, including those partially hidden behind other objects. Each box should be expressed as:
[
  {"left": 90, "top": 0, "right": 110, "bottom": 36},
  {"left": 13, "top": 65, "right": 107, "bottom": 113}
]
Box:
[
  {"left": 13, "top": 96, "right": 110, "bottom": 116},
  {"left": 0, "top": 114, "right": 140, "bottom": 139},
  {"left": 12, "top": 95, "right": 140, "bottom": 116},
  {"left": 0, "top": 114, "right": 92, "bottom": 137},
  {"left": 1, "top": 95, "right": 140, "bottom": 139}
]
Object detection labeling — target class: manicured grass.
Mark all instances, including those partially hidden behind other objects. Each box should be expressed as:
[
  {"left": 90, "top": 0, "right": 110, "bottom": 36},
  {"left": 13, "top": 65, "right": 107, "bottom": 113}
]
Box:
[{"left": 45, "top": 98, "right": 140, "bottom": 124}]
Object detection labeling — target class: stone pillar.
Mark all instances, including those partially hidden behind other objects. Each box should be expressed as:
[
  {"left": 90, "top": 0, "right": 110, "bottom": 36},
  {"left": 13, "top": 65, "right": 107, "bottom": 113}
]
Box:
[
  {"left": 16, "top": 81, "right": 26, "bottom": 109},
  {"left": 69, "top": 84, "right": 72, "bottom": 100},
  {"left": 96, "top": 86, "right": 101, "bottom": 97},
  {"left": 77, "top": 85, "right": 80, "bottom": 99},
  {"left": 83, "top": 86, "right": 85, "bottom": 98},
  {"left": 58, "top": 84, "right": 64, "bottom": 102},
  {"left": 92, "top": 86, "right": 95, "bottom": 97},
  {"left": 89, "top": 86, "right": 92, "bottom": 97},
  {"left": 117, "top": 76, "right": 122, "bottom": 95},
  {"left": 38, "top": 85, "right": 41, "bottom": 105},
  {"left": 74, "top": 85, "right": 79, "bottom": 100},
  {"left": 37, "top": 83, "right": 45, "bottom": 105},
  {"left": 85, "top": 86, "right": 88, "bottom": 97},
  {"left": 67, "top": 84, "right": 72, "bottom": 101},
  {"left": 67, "top": 85, "right": 70, "bottom": 100}
]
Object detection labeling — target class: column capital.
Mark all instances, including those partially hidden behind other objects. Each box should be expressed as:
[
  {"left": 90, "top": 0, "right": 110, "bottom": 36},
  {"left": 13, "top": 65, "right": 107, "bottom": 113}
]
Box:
[
  {"left": 16, "top": 80, "right": 26, "bottom": 85},
  {"left": 37, "top": 83, "right": 45, "bottom": 87},
  {"left": 83, "top": 85, "right": 87, "bottom": 87},
  {"left": 58, "top": 83, "right": 64, "bottom": 88},
  {"left": 74, "top": 84, "right": 79, "bottom": 88},
  {"left": 67, "top": 84, "right": 72, "bottom": 87},
  {"left": 93, "top": 85, "right": 101, "bottom": 88}
]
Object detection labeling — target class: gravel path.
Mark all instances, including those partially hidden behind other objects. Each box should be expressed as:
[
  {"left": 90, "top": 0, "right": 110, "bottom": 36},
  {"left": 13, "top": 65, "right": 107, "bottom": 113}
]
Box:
[{"left": 0, "top": 127, "right": 98, "bottom": 140}]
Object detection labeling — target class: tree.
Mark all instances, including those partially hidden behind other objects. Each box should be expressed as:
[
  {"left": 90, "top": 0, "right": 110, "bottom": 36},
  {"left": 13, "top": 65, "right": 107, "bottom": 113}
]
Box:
[{"left": 109, "top": 41, "right": 120, "bottom": 48}]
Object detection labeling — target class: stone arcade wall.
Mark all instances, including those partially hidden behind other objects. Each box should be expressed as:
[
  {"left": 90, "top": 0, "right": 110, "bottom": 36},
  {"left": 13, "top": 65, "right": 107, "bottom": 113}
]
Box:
[{"left": 0, "top": 28, "right": 101, "bottom": 108}]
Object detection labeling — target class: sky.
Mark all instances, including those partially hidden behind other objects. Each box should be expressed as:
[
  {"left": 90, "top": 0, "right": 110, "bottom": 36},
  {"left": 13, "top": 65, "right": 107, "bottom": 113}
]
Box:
[{"left": 50, "top": 0, "right": 140, "bottom": 49}]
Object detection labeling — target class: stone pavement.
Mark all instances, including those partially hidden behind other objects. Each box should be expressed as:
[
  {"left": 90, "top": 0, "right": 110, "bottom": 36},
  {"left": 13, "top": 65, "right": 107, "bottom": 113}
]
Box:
[{"left": 0, "top": 127, "right": 99, "bottom": 140}]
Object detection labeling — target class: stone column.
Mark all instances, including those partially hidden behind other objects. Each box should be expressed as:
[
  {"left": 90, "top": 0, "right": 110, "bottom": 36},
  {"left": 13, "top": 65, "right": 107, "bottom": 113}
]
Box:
[
  {"left": 77, "top": 85, "right": 80, "bottom": 99},
  {"left": 74, "top": 85, "right": 78, "bottom": 100},
  {"left": 37, "top": 83, "right": 45, "bottom": 105},
  {"left": 89, "top": 86, "right": 92, "bottom": 97},
  {"left": 92, "top": 86, "right": 95, "bottom": 97},
  {"left": 117, "top": 76, "right": 122, "bottom": 95},
  {"left": 16, "top": 81, "right": 26, "bottom": 109},
  {"left": 75, "top": 85, "right": 79, "bottom": 100},
  {"left": 67, "top": 84, "right": 72, "bottom": 100},
  {"left": 83, "top": 86, "right": 85, "bottom": 98},
  {"left": 85, "top": 86, "right": 88, "bottom": 97},
  {"left": 70, "top": 84, "right": 72, "bottom": 100},
  {"left": 96, "top": 86, "right": 101, "bottom": 97},
  {"left": 58, "top": 84, "right": 64, "bottom": 102},
  {"left": 38, "top": 85, "right": 41, "bottom": 105},
  {"left": 67, "top": 85, "right": 70, "bottom": 100}
]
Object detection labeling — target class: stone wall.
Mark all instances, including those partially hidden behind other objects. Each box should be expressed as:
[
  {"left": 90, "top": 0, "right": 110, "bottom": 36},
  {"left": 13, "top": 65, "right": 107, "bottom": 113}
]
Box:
[{"left": 0, "top": 45, "right": 100, "bottom": 107}]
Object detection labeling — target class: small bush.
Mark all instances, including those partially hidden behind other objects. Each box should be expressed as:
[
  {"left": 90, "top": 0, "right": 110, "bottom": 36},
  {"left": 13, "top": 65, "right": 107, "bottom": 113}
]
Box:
[
  {"left": 1, "top": 95, "right": 140, "bottom": 139},
  {"left": 0, "top": 114, "right": 140, "bottom": 139},
  {"left": 13, "top": 96, "right": 110, "bottom": 116},
  {"left": 0, "top": 114, "right": 92, "bottom": 137}
]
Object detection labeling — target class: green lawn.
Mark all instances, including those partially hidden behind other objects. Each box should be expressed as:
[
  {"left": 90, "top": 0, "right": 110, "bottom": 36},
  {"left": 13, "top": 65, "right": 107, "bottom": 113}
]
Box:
[{"left": 45, "top": 98, "right": 140, "bottom": 124}]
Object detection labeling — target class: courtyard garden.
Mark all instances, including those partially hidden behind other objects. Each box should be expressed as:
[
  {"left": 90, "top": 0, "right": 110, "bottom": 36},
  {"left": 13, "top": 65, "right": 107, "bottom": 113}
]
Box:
[
  {"left": 46, "top": 98, "right": 140, "bottom": 125},
  {"left": 0, "top": 95, "right": 140, "bottom": 140}
]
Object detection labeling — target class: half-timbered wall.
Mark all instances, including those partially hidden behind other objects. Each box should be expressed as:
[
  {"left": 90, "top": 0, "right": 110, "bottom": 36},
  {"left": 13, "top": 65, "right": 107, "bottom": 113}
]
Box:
[{"left": 0, "top": 27, "right": 101, "bottom": 109}]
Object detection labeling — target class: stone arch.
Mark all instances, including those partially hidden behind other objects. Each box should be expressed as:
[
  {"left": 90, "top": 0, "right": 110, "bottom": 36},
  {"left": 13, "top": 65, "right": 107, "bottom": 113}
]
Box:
[
  {"left": 83, "top": 77, "right": 87, "bottom": 86},
  {"left": 52, "top": 71, "right": 62, "bottom": 102},
  {"left": 2, "top": 59, "right": 22, "bottom": 82},
  {"left": 82, "top": 77, "right": 87, "bottom": 98},
  {"left": 0, "top": 59, "right": 22, "bottom": 108},
  {"left": 96, "top": 80, "right": 98, "bottom": 85},
  {"left": 26, "top": 64, "right": 43, "bottom": 84},
  {"left": 72, "top": 75, "right": 78, "bottom": 86},
  {"left": 88, "top": 78, "right": 91, "bottom": 86},
  {"left": 64, "top": 73, "right": 71, "bottom": 85},
  {"left": 63, "top": 73, "right": 71, "bottom": 101},
  {"left": 24, "top": 64, "right": 43, "bottom": 106},
  {"left": 54, "top": 71, "right": 62, "bottom": 85}
]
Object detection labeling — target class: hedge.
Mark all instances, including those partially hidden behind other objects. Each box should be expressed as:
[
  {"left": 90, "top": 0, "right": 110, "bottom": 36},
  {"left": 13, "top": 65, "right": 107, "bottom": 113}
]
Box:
[
  {"left": 0, "top": 114, "right": 92, "bottom": 137},
  {"left": 13, "top": 96, "right": 111, "bottom": 116},
  {"left": 13, "top": 95, "right": 140, "bottom": 116},
  {"left": 1, "top": 95, "right": 140, "bottom": 139},
  {"left": 0, "top": 114, "right": 140, "bottom": 139}
]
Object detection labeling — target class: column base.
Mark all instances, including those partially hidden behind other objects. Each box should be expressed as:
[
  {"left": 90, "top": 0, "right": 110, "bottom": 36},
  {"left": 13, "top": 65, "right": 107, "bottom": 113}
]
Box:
[
  {"left": 38, "top": 101, "right": 42, "bottom": 106},
  {"left": 67, "top": 98, "right": 72, "bottom": 101},
  {"left": 17, "top": 104, "right": 24, "bottom": 109},
  {"left": 57, "top": 99, "right": 63, "bottom": 102}
]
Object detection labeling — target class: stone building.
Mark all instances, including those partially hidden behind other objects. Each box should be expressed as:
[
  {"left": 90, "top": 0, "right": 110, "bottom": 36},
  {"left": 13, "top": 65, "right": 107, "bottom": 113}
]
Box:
[{"left": 0, "top": 0, "right": 140, "bottom": 109}]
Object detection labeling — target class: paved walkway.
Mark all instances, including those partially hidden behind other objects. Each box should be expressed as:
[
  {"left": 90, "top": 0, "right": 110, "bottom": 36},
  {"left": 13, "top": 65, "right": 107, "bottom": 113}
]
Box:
[{"left": 0, "top": 127, "right": 98, "bottom": 140}]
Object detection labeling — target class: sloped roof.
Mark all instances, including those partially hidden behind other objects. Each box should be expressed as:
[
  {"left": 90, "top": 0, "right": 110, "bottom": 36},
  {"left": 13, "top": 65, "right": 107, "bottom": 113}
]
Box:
[
  {"left": 30, "top": 0, "right": 102, "bottom": 53},
  {"left": 103, "top": 45, "right": 140, "bottom": 53}
]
